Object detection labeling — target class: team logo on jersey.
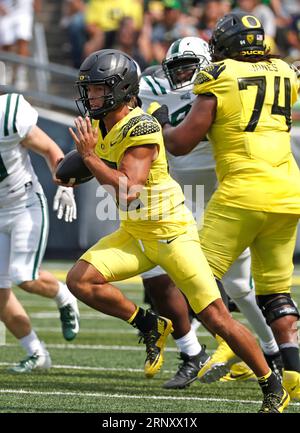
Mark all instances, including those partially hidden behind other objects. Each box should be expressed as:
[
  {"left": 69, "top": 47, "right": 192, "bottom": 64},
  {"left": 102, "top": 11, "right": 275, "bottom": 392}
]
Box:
[
  {"left": 246, "top": 34, "right": 254, "bottom": 44},
  {"left": 180, "top": 92, "right": 191, "bottom": 100},
  {"left": 122, "top": 114, "right": 159, "bottom": 138},
  {"left": 194, "top": 63, "right": 226, "bottom": 84}
]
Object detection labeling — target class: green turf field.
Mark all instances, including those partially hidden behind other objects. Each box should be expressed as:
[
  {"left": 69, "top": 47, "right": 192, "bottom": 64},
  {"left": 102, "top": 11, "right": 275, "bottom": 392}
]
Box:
[{"left": 0, "top": 261, "right": 299, "bottom": 413}]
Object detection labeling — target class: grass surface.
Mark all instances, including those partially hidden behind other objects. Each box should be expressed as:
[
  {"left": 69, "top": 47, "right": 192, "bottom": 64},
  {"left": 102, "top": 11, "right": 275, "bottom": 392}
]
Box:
[{"left": 0, "top": 261, "right": 299, "bottom": 414}]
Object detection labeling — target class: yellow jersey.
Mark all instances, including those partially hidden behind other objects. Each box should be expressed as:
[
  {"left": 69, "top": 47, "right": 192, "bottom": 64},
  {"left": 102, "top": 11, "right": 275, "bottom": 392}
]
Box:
[
  {"left": 193, "top": 58, "right": 300, "bottom": 214},
  {"left": 85, "top": 0, "right": 143, "bottom": 32},
  {"left": 93, "top": 107, "right": 194, "bottom": 239}
]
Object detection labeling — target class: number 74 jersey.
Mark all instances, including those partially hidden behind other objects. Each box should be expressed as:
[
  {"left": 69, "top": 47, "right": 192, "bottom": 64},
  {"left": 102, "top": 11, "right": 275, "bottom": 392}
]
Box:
[{"left": 193, "top": 58, "right": 300, "bottom": 214}]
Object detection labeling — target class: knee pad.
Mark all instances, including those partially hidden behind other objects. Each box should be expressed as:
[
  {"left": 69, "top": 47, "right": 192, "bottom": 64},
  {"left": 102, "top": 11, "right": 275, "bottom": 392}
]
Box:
[{"left": 257, "top": 293, "right": 300, "bottom": 325}]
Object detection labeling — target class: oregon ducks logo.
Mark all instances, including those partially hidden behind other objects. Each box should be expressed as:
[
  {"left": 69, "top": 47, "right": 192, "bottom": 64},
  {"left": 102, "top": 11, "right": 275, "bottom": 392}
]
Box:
[
  {"left": 247, "top": 34, "right": 254, "bottom": 44},
  {"left": 241, "top": 15, "right": 261, "bottom": 28},
  {"left": 240, "top": 50, "right": 264, "bottom": 55}
]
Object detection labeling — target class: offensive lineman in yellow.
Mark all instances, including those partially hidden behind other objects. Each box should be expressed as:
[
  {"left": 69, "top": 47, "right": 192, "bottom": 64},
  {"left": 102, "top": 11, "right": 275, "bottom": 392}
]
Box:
[
  {"left": 66, "top": 48, "right": 288, "bottom": 413},
  {"left": 154, "top": 13, "right": 300, "bottom": 407}
]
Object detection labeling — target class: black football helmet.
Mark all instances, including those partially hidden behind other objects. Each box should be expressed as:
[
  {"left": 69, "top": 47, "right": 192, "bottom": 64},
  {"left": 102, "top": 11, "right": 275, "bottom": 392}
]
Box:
[
  {"left": 76, "top": 49, "right": 140, "bottom": 119},
  {"left": 210, "top": 13, "right": 266, "bottom": 59}
]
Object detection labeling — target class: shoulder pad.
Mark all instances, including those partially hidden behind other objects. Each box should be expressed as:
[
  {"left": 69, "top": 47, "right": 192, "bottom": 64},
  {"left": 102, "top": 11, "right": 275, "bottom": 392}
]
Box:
[
  {"left": 194, "top": 62, "right": 226, "bottom": 85},
  {"left": 122, "top": 114, "right": 160, "bottom": 138}
]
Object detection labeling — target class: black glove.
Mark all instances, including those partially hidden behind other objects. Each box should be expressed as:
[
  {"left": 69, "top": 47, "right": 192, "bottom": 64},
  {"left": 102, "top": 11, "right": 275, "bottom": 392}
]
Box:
[{"left": 147, "top": 102, "right": 170, "bottom": 127}]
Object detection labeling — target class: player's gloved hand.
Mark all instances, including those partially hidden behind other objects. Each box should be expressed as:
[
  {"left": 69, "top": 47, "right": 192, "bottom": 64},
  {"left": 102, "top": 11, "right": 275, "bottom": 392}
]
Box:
[
  {"left": 147, "top": 102, "right": 170, "bottom": 127},
  {"left": 53, "top": 186, "right": 77, "bottom": 223}
]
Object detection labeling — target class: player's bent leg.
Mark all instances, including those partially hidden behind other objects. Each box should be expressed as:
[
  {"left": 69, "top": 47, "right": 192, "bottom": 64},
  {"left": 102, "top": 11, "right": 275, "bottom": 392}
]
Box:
[
  {"left": 198, "top": 299, "right": 267, "bottom": 377},
  {"left": 142, "top": 272, "right": 209, "bottom": 388},
  {"left": 156, "top": 227, "right": 238, "bottom": 385},
  {"left": 19, "top": 271, "right": 80, "bottom": 342},
  {"left": 227, "top": 290, "right": 282, "bottom": 380},
  {"left": 197, "top": 298, "right": 289, "bottom": 413},
  {"left": 67, "top": 228, "right": 175, "bottom": 378},
  {"left": 143, "top": 273, "right": 191, "bottom": 339},
  {"left": 0, "top": 289, "right": 51, "bottom": 373},
  {"left": 257, "top": 293, "right": 300, "bottom": 401},
  {"left": 68, "top": 260, "right": 174, "bottom": 378},
  {"left": 67, "top": 259, "right": 137, "bottom": 319},
  {"left": 0, "top": 288, "right": 31, "bottom": 339},
  {"left": 223, "top": 248, "right": 279, "bottom": 353}
]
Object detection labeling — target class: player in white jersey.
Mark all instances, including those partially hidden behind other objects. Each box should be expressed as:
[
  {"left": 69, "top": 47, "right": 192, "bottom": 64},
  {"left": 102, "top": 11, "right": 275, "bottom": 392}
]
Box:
[
  {"left": 0, "top": 0, "right": 40, "bottom": 89},
  {"left": 0, "top": 92, "right": 79, "bottom": 373},
  {"left": 139, "top": 37, "right": 281, "bottom": 388}
]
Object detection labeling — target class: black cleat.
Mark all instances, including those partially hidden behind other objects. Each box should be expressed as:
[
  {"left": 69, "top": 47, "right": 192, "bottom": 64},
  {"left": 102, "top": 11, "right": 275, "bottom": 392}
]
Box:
[
  {"left": 163, "top": 345, "right": 210, "bottom": 389},
  {"left": 258, "top": 387, "right": 290, "bottom": 413},
  {"left": 141, "top": 314, "right": 174, "bottom": 378}
]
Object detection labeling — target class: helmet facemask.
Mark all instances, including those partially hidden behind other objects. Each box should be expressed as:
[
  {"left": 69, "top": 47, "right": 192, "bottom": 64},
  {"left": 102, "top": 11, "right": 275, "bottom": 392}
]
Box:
[
  {"left": 162, "top": 37, "right": 211, "bottom": 90},
  {"left": 76, "top": 76, "right": 124, "bottom": 119},
  {"left": 163, "top": 52, "right": 209, "bottom": 90}
]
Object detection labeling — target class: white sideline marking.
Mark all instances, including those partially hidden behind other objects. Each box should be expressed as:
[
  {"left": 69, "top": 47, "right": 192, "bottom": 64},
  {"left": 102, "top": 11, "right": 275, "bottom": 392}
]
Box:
[
  {"left": 31, "top": 327, "right": 212, "bottom": 338},
  {"left": 33, "top": 327, "right": 139, "bottom": 334},
  {"left": 0, "top": 362, "right": 177, "bottom": 374},
  {"left": 29, "top": 311, "right": 249, "bottom": 326},
  {"left": 31, "top": 312, "right": 111, "bottom": 319},
  {"left": 0, "top": 362, "right": 145, "bottom": 373},
  {"left": 4, "top": 343, "right": 178, "bottom": 352},
  {"left": 0, "top": 388, "right": 298, "bottom": 407}
]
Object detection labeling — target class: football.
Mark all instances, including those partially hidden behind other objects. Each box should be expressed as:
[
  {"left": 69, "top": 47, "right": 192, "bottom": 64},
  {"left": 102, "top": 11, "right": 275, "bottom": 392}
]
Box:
[{"left": 55, "top": 149, "right": 94, "bottom": 185}]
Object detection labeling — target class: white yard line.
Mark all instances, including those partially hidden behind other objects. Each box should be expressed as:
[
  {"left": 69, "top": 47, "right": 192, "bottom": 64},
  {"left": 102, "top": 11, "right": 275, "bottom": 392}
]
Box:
[
  {"left": 29, "top": 327, "right": 212, "bottom": 338},
  {"left": 0, "top": 388, "right": 298, "bottom": 407},
  {"left": 3, "top": 342, "right": 178, "bottom": 351}
]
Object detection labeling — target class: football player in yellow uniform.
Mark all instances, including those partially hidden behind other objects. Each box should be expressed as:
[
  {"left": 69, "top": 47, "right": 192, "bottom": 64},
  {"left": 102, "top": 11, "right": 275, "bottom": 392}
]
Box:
[
  {"left": 156, "top": 12, "right": 300, "bottom": 408},
  {"left": 140, "top": 36, "right": 282, "bottom": 389},
  {"left": 66, "top": 48, "right": 288, "bottom": 412}
]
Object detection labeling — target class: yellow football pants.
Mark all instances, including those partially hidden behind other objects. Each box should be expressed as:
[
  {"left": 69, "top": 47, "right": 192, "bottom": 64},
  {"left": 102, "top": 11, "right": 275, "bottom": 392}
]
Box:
[
  {"left": 199, "top": 200, "right": 299, "bottom": 295},
  {"left": 81, "top": 224, "right": 220, "bottom": 313}
]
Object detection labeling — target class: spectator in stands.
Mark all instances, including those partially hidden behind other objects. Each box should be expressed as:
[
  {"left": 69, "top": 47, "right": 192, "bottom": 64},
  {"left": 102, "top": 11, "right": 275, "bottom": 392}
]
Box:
[
  {"left": 151, "top": 0, "right": 199, "bottom": 64},
  {"left": 113, "top": 16, "right": 149, "bottom": 71},
  {"left": 83, "top": 0, "right": 144, "bottom": 57},
  {"left": 285, "top": 11, "right": 300, "bottom": 60},
  {"left": 138, "top": 0, "right": 164, "bottom": 66},
  {"left": 60, "top": 0, "right": 87, "bottom": 69},
  {"left": 197, "top": 0, "right": 231, "bottom": 43},
  {"left": 0, "top": 0, "right": 41, "bottom": 90}
]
